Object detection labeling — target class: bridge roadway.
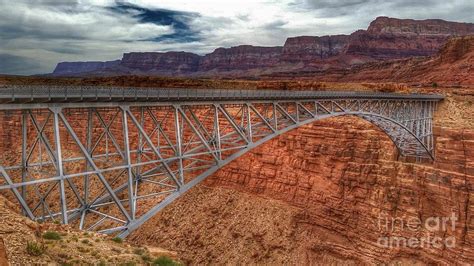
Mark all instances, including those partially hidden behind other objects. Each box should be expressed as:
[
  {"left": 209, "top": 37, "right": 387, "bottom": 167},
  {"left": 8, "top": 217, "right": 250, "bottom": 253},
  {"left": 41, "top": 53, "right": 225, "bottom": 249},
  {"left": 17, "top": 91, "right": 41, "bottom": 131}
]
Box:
[
  {"left": 0, "top": 85, "right": 443, "bottom": 106},
  {"left": 0, "top": 85, "right": 444, "bottom": 237}
]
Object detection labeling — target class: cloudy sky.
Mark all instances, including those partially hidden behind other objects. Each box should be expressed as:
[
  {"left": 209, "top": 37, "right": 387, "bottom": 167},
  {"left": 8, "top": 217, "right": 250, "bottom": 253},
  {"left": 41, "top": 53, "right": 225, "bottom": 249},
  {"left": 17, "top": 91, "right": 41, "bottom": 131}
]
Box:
[{"left": 0, "top": 0, "right": 473, "bottom": 75}]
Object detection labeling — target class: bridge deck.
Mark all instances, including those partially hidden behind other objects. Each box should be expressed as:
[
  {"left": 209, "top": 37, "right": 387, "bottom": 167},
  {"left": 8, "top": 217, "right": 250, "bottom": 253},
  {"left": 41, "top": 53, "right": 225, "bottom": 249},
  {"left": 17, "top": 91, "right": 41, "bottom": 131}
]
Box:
[{"left": 0, "top": 86, "right": 444, "bottom": 106}]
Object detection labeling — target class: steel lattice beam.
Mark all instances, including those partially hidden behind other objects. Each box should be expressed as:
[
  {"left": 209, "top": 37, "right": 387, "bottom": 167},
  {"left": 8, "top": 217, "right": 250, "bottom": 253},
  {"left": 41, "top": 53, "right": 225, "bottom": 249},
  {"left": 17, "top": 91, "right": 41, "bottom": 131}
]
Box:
[{"left": 0, "top": 87, "right": 443, "bottom": 237}]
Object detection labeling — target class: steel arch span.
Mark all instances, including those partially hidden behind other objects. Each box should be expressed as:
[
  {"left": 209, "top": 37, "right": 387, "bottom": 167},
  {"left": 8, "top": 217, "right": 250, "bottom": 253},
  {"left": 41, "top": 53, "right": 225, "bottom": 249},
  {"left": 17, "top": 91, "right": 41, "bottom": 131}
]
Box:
[{"left": 0, "top": 86, "right": 443, "bottom": 237}]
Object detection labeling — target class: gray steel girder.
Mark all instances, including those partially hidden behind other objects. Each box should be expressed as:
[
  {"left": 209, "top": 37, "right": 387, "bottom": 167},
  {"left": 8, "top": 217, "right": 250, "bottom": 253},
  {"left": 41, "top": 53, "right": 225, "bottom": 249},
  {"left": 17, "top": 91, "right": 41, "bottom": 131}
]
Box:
[{"left": 0, "top": 91, "right": 442, "bottom": 237}]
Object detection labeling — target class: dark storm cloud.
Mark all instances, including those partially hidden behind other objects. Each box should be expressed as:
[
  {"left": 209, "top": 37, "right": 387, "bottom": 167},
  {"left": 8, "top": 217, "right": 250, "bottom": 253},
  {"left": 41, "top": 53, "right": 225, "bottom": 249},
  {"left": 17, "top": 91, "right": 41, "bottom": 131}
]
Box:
[
  {"left": 290, "top": 0, "right": 474, "bottom": 22},
  {"left": 109, "top": 2, "right": 201, "bottom": 42},
  {"left": 0, "top": 54, "right": 41, "bottom": 75},
  {"left": 289, "top": 0, "right": 371, "bottom": 17},
  {"left": 262, "top": 20, "right": 289, "bottom": 30},
  {"left": 294, "top": 0, "right": 369, "bottom": 9}
]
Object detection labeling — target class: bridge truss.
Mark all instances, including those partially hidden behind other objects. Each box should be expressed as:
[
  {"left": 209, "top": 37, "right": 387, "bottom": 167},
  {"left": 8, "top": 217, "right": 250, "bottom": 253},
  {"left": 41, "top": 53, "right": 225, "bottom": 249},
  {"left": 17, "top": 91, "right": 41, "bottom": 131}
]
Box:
[{"left": 0, "top": 86, "right": 443, "bottom": 237}]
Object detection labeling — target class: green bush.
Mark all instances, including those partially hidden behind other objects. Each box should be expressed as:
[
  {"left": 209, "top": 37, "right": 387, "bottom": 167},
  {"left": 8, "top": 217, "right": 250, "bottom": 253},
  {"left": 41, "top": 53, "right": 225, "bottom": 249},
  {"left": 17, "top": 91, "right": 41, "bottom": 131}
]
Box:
[
  {"left": 42, "top": 231, "right": 61, "bottom": 240},
  {"left": 26, "top": 241, "right": 45, "bottom": 256},
  {"left": 432, "top": 82, "right": 438, "bottom": 88},
  {"left": 133, "top": 248, "right": 145, "bottom": 255},
  {"left": 141, "top": 254, "right": 152, "bottom": 262},
  {"left": 111, "top": 237, "right": 123, "bottom": 244},
  {"left": 153, "top": 256, "right": 180, "bottom": 266}
]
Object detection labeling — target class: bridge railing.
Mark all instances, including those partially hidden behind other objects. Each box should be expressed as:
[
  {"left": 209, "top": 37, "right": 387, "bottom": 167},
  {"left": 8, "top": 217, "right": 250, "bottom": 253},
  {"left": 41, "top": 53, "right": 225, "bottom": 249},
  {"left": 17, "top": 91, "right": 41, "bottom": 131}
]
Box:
[{"left": 0, "top": 85, "right": 444, "bottom": 103}]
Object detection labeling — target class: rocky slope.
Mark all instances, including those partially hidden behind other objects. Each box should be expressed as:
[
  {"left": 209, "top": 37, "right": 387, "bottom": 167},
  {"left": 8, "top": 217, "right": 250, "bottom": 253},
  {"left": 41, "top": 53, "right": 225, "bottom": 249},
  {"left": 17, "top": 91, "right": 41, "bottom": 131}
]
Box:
[
  {"left": 0, "top": 195, "right": 180, "bottom": 265},
  {"left": 50, "top": 17, "right": 474, "bottom": 77},
  {"left": 345, "top": 17, "right": 474, "bottom": 59},
  {"left": 292, "top": 35, "right": 474, "bottom": 86},
  {"left": 128, "top": 90, "right": 474, "bottom": 264}
]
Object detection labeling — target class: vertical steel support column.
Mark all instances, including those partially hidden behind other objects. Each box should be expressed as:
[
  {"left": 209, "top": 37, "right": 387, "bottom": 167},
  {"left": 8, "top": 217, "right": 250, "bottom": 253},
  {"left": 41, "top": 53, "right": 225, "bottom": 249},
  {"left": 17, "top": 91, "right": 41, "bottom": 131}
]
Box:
[
  {"left": 295, "top": 102, "right": 299, "bottom": 122},
  {"left": 80, "top": 108, "right": 93, "bottom": 229},
  {"left": 121, "top": 106, "right": 135, "bottom": 219},
  {"left": 137, "top": 107, "right": 144, "bottom": 177},
  {"left": 21, "top": 110, "right": 28, "bottom": 210},
  {"left": 174, "top": 106, "right": 184, "bottom": 185},
  {"left": 85, "top": 108, "right": 92, "bottom": 204},
  {"left": 273, "top": 103, "right": 278, "bottom": 130},
  {"left": 214, "top": 104, "right": 222, "bottom": 161},
  {"left": 51, "top": 107, "right": 68, "bottom": 224},
  {"left": 135, "top": 107, "right": 144, "bottom": 212},
  {"left": 246, "top": 104, "right": 253, "bottom": 142}
]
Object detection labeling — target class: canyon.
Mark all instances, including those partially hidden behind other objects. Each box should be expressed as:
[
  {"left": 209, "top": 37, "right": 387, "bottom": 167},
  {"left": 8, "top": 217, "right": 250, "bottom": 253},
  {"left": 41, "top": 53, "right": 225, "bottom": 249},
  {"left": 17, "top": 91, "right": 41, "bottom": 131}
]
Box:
[
  {"left": 50, "top": 17, "right": 474, "bottom": 79},
  {"left": 0, "top": 15, "right": 473, "bottom": 265},
  {"left": 0, "top": 73, "right": 473, "bottom": 264}
]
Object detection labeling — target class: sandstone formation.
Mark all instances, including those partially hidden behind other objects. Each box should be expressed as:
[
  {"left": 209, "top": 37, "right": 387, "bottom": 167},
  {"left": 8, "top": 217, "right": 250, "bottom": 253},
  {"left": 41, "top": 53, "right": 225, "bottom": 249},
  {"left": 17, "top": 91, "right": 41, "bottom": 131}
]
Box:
[
  {"left": 199, "top": 45, "right": 283, "bottom": 71},
  {"left": 346, "top": 17, "right": 474, "bottom": 59},
  {"left": 281, "top": 35, "right": 351, "bottom": 63},
  {"left": 50, "top": 17, "right": 474, "bottom": 78},
  {"left": 0, "top": 237, "right": 7, "bottom": 266},
  {"left": 52, "top": 60, "right": 120, "bottom": 76},
  {"left": 296, "top": 35, "right": 474, "bottom": 86},
  {"left": 120, "top": 51, "right": 201, "bottom": 73}
]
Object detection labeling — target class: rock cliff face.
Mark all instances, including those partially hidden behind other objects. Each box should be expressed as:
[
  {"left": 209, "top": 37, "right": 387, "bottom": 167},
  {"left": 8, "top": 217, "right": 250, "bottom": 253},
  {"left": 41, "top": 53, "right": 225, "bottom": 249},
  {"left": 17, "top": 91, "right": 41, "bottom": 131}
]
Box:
[
  {"left": 345, "top": 17, "right": 474, "bottom": 60},
  {"left": 199, "top": 45, "right": 283, "bottom": 71},
  {"left": 50, "top": 17, "right": 474, "bottom": 77},
  {"left": 281, "top": 35, "right": 351, "bottom": 63},
  {"left": 52, "top": 60, "right": 120, "bottom": 76},
  {"left": 291, "top": 35, "right": 474, "bottom": 85},
  {"left": 366, "top": 16, "right": 474, "bottom": 36},
  {"left": 120, "top": 51, "right": 201, "bottom": 73}
]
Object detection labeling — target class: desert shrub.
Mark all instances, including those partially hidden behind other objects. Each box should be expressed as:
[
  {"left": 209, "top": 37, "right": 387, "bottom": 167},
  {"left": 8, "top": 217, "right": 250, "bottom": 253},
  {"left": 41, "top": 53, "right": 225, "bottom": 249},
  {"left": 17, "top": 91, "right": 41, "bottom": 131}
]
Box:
[
  {"left": 111, "top": 247, "right": 122, "bottom": 254},
  {"left": 77, "top": 246, "right": 89, "bottom": 253},
  {"left": 153, "top": 256, "right": 180, "bottom": 266},
  {"left": 133, "top": 248, "right": 145, "bottom": 255},
  {"left": 91, "top": 250, "right": 100, "bottom": 258},
  {"left": 432, "top": 82, "right": 438, "bottom": 88},
  {"left": 81, "top": 239, "right": 90, "bottom": 245},
  {"left": 57, "top": 252, "right": 70, "bottom": 259},
  {"left": 141, "top": 254, "right": 152, "bottom": 262},
  {"left": 42, "top": 231, "right": 61, "bottom": 240},
  {"left": 111, "top": 237, "right": 123, "bottom": 244},
  {"left": 26, "top": 241, "right": 45, "bottom": 256}
]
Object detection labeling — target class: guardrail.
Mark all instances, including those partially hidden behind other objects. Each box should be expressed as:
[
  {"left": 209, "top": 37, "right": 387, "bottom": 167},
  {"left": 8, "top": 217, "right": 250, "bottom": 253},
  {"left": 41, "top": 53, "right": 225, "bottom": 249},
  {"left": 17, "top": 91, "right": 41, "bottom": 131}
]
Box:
[{"left": 0, "top": 85, "right": 444, "bottom": 103}]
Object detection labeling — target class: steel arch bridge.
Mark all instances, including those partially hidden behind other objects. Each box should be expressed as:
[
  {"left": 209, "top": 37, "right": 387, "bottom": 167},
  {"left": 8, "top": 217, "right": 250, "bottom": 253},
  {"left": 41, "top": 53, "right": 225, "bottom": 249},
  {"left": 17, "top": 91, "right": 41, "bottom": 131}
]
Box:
[{"left": 0, "top": 86, "right": 443, "bottom": 237}]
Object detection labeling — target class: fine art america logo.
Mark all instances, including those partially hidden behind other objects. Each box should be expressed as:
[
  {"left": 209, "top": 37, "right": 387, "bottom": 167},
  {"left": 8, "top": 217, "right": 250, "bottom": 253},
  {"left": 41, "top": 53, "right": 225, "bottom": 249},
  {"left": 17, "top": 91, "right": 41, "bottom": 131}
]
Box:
[{"left": 376, "top": 213, "right": 457, "bottom": 249}]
